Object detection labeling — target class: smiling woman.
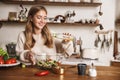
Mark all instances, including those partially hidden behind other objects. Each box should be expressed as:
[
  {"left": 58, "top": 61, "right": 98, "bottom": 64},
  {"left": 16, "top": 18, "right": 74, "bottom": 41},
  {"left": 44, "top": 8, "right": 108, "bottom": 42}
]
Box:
[
  {"left": 16, "top": 5, "right": 74, "bottom": 65},
  {"left": 16, "top": 5, "right": 55, "bottom": 65}
]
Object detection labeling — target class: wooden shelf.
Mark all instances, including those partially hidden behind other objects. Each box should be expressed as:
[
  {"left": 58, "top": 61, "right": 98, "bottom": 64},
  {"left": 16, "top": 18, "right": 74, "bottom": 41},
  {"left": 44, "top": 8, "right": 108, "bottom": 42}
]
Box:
[
  {"left": 0, "top": 1, "right": 102, "bottom": 7},
  {"left": 48, "top": 22, "right": 100, "bottom": 26},
  {"left": 0, "top": 20, "right": 100, "bottom": 27}
]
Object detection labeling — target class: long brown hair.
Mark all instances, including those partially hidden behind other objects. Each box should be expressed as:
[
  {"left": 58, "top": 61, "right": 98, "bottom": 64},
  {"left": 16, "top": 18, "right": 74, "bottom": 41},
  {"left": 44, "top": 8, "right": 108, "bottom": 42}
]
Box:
[{"left": 24, "top": 6, "right": 53, "bottom": 50}]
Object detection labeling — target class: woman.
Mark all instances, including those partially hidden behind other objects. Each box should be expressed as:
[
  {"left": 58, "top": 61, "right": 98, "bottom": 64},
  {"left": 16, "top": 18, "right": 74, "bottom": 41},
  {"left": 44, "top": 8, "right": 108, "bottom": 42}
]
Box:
[{"left": 16, "top": 6, "right": 74, "bottom": 65}]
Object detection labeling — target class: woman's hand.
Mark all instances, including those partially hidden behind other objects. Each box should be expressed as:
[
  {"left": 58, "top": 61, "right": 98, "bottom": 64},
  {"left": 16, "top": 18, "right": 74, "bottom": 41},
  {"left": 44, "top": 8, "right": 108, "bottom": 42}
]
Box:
[
  {"left": 62, "top": 33, "right": 72, "bottom": 44},
  {"left": 24, "top": 51, "right": 36, "bottom": 65}
]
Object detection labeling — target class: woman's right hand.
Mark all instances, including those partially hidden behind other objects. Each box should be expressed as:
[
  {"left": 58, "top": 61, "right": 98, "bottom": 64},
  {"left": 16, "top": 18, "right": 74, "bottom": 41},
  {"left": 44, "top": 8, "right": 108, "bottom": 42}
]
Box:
[
  {"left": 24, "top": 51, "right": 36, "bottom": 65},
  {"left": 62, "top": 33, "right": 72, "bottom": 44}
]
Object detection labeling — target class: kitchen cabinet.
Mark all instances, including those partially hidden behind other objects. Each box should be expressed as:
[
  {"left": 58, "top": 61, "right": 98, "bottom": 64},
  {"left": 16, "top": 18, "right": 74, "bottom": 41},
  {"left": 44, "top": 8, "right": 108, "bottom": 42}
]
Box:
[{"left": 0, "top": 0, "right": 102, "bottom": 27}]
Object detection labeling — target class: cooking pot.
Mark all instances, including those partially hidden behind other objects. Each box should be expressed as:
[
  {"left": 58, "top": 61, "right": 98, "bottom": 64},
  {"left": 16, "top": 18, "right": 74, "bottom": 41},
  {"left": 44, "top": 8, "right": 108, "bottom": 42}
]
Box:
[
  {"left": 6, "top": 42, "right": 16, "bottom": 57},
  {"left": 81, "top": 48, "right": 99, "bottom": 60}
]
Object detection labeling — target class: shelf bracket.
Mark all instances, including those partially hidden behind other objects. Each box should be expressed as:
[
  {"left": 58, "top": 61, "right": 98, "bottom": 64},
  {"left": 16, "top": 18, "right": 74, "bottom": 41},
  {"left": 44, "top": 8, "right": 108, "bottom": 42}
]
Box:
[{"left": 0, "top": 23, "right": 2, "bottom": 29}]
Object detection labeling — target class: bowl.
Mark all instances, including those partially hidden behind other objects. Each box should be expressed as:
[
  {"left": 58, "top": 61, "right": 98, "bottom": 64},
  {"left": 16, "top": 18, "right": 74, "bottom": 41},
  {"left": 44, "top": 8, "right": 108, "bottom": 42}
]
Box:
[
  {"left": 35, "top": 54, "right": 64, "bottom": 70},
  {"left": 82, "top": 48, "right": 100, "bottom": 60}
]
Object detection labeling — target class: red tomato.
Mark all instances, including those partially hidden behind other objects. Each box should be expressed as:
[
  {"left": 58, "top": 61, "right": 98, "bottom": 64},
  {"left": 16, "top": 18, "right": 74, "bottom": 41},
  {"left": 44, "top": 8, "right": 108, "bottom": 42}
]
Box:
[
  {"left": 35, "top": 71, "right": 49, "bottom": 76},
  {"left": 5, "top": 59, "right": 12, "bottom": 64},
  {"left": 9, "top": 58, "right": 16, "bottom": 63},
  {"left": 5, "top": 58, "right": 16, "bottom": 64},
  {"left": 0, "top": 59, "right": 4, "bottom": 64}
]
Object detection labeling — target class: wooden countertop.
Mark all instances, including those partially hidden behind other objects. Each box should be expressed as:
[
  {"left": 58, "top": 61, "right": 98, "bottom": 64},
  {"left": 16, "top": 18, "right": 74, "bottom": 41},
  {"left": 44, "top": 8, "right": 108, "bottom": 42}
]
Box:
[{"left": 0, "top": 65, "right": 120, "bottom": 80}]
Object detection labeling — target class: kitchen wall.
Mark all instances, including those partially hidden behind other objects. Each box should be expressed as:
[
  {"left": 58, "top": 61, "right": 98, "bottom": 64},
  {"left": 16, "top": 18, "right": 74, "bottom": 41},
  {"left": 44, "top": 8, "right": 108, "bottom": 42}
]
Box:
[
  {"left": 116, "top": 0, "right": 120, "bottom": 19},
  {"left": 0, "top": 0, "right": 116, "bottom": 65}
]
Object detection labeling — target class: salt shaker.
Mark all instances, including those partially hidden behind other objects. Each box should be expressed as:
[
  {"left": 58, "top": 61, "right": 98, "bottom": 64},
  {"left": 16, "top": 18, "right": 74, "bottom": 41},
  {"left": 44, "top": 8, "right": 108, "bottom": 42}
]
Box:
[{"left": 89, "top": 63, "right": 97, "bottom": 77}]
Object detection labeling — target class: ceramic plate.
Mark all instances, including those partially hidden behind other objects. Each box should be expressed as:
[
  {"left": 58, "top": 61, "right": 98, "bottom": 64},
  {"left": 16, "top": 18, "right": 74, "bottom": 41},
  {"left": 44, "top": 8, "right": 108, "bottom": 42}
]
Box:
[{"left": 0, "top": 60, "right": 20, "bottom": 67}]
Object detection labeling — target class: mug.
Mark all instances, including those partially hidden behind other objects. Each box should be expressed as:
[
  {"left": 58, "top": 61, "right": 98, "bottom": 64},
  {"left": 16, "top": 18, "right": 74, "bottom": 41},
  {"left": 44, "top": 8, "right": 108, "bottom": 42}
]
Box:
[{"left": 77, "top": 63, "right": 87, "bottom": 75}]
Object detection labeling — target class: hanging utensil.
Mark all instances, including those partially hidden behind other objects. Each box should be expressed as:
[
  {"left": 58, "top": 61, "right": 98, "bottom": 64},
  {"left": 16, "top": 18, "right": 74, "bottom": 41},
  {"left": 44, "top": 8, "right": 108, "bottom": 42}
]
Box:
[
  {"left": 106, "top": 34, "right": 110, "bottom": 51},
  {"left": 94, "top": 38, "right": 98, "bottom": 47},
  {"left": 94, "top": 34, "right": 99, "bottom": 47},
  {"left": 79, "top": 37, "right": 82, "bottom": 54},
  {"left": 101, "top": 34, "right": 106, "bottom": 53},
  {"left": 103, "top": 34, "right": 106, "bottom": 42},
  {"left": 99, "top": 24, "right": 104, "bottom": 30},
  {"left": 98, "top": 5, "right": 103, "bottom": 16},
  {"left": 109, "top": 31, "right": 112, "bottom": 45},
  {"left": 98, "top": 34, "right": 101, "bottom": 42}
]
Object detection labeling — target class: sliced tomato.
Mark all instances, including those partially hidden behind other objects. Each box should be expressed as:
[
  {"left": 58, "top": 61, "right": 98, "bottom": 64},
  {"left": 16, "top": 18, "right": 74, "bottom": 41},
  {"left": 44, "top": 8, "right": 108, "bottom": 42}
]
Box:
[
  {"left": 0, "top": 59, "right": 4, "bottom": 64},
  {"left": 35, "top": 71, "right": 49, "bottom": 76},
  {"left": 5, "top": 58, "right": 16, "bottom": 64},
  {"left": 5, "top": 59, "right": 12, "bottom": 64},
  {"left": 9, "top": 58, "right": 16, "bottom": 63}
]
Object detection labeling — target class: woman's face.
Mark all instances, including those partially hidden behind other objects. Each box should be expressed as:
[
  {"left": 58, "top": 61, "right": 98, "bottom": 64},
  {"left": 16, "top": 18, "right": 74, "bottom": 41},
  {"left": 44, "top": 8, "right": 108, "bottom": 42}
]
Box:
[{"left": 32, "top": 10, "right": 47, "bottom": 30}]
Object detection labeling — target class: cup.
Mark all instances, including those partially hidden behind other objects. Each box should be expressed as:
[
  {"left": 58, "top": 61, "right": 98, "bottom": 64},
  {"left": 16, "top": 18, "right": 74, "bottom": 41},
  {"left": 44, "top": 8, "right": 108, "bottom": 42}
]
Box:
[{"left": 77, "top": 63, "right": 87, "bottom": 75}]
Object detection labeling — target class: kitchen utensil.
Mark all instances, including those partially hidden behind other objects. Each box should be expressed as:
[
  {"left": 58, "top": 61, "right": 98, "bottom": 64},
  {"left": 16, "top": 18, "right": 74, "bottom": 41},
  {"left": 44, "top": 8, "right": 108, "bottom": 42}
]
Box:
[
  {"left": 99, "top": 24, "right": 104, "bottom": 30},
  {"left": 109, "top": 31, "right": 112, "bottom": 45},
  {"left": 98, "top": 6, "right": 103, "bottom": 16},
  {"left": 105, "top": 34, "right": 110, "bottom": 51},
  {"left": 82, "top": 48, "right": 99, "bottom": 60},
  {"left": 79, "top": 37, "right": 82, "bottom": 54}
]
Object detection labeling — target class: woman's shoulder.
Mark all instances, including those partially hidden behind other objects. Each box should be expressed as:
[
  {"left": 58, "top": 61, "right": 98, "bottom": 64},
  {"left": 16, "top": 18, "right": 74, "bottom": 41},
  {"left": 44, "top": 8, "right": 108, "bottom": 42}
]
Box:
[
  {"left": 18, "top": 31, "right": 25, "bottom": 36},
  {"left": 18, "top": 31, "right": 25, "bottom": 39}
]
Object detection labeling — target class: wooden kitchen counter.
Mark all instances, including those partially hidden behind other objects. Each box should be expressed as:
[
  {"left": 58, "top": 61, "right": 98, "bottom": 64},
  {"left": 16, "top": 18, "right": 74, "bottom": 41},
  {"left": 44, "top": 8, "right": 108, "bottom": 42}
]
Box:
[{"left": 0, "top": 65, "right": 120, "bottom": 80}]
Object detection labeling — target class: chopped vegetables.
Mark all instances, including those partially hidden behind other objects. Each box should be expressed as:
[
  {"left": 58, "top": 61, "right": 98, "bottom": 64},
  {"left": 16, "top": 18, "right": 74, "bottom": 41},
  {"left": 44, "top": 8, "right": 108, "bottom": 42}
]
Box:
[{"left": 37, "top": 59, "right": 60, "bottom": 69}]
